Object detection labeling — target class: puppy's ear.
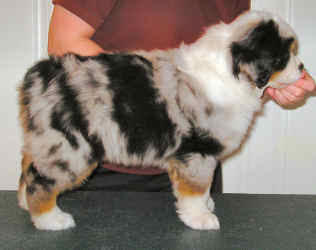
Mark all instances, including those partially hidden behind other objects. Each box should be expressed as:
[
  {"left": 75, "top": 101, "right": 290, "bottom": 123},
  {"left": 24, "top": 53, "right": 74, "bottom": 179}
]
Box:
[
  {"left": 231, "top": 42, "right": 273, "bottom": 88},
  {"left": 230, "top": 20, "right": 285, "bottom": 89},
  {"left": 231, "top": 42, "right": 256, "bottom": 79},
  {"left": 231, "top": 42, "right": 254, "bottom": 79},
  {"left": 231, "top": 42, "right": 243, "bottom": 79}
]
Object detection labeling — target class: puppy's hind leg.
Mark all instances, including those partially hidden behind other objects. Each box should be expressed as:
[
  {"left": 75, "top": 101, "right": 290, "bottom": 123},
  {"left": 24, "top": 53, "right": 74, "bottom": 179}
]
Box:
[
  {"left": 23, "top": 157, "right": 97, "bottom": 231},
  {"left": 168, "top": 156, "right": 219, "bottom": 230},
  {"left": 18, "top": 152, "right": 33, "bottom": 211}
]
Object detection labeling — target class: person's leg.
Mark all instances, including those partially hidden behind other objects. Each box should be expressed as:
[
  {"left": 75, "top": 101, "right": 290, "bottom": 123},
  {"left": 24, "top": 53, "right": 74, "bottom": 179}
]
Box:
[
  {"left": 211, "top": 161, "right": 222, "bottom": 194},
  {"left": 79, "top": 161, "right": 222, "bottom": 193}
]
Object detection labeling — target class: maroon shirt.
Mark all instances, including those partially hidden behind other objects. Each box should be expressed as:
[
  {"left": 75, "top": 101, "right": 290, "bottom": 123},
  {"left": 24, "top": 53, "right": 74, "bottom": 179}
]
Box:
[
  {"left": 52, "top": 0, "right": 250, "bottom": 174},
  {"left": 53, "top": 0, "right": 250, "bottom": 51}
]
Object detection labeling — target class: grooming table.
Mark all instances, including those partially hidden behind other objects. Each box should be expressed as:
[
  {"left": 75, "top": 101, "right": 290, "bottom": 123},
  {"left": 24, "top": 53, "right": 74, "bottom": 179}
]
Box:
[{"left": 1, "top": 191, "right": 316, "bottom": 250}]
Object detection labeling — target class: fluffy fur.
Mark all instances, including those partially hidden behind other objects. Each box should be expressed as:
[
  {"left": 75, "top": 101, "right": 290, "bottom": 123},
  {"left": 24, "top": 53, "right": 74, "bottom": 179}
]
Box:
[{"left": 18, "top": 11, "right": 303, "bottom": 230}]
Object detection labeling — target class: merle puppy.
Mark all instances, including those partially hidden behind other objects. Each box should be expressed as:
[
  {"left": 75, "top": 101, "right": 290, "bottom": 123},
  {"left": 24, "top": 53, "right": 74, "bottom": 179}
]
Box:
[{"left": 18, "top": 11, "right": 303, "bottom": 230}]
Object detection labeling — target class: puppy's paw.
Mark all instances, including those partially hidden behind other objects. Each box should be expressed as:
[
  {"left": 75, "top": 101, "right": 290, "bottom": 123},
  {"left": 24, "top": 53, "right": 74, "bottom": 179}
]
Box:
[
  {"left": 176, "top": 194, "right": 220, "bottom": 230},
  {"left": 179, "top": 210, "right": 220, "bottom": 230},
  {"left": 32, "top": 206, "right": 75, "bottom": 231}
]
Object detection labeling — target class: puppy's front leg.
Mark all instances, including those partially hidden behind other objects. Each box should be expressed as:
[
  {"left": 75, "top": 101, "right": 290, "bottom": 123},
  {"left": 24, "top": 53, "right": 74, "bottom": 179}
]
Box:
[{"left": 168, "top": 156, "right": 219, "bottom": 230}]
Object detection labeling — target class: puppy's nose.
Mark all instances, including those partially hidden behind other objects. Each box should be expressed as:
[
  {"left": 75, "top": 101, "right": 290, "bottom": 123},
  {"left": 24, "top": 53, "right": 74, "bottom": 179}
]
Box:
[{"left": 299, "top": 63, "right": 305, "bottom": 72}]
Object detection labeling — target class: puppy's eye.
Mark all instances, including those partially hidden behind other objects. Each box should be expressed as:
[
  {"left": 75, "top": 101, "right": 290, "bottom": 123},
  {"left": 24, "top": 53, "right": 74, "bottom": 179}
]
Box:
[{"left": 274, "top": 54, "right": 289, "bottom": 70}]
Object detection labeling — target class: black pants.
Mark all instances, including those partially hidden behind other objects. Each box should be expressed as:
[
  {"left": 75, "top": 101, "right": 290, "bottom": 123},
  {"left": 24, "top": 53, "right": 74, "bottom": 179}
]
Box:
[{"left": 79, "top": 162, "right": 222, "bottom": 194}]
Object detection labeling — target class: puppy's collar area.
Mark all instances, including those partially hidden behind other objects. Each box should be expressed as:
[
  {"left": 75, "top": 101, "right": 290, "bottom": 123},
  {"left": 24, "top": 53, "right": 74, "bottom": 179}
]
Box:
[
  {"left": 258, "top": 81, "right": 289, "bottom": 98},
  {"left": 258, "top": 84, "right": 270, "bottom": 98}
]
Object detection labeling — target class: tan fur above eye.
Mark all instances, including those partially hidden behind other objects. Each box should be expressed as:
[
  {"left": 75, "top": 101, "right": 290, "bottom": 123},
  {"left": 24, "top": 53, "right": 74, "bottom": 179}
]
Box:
[
  {"left": 291, "top": 39, "right": 299, "bottom": 55},
  {"left": 269, "top": 71, "right": 282, "bottom": 82}
]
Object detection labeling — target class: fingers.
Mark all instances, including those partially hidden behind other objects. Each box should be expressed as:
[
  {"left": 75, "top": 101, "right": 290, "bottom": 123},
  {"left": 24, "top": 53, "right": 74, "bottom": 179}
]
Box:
[
  {"left": 266, "top": 71, "right": 316, "bottom": 106},
  {"left": 266, "top": 87, "right": 303, "bottom": 106},
  {"left": 284, "top": 85, "right": 306, "bottom": 99},
  {"left": 293, "top": 71, "right": 316, "bottom": 92},
  {"left": 275, "top": 89, "right": 295, "bottom": 106}
]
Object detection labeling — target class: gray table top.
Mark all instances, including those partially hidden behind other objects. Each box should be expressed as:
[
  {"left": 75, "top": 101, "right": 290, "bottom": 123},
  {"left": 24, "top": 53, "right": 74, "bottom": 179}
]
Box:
[{"left": 1, "top": 191, "right": 316, "bottom": 250}]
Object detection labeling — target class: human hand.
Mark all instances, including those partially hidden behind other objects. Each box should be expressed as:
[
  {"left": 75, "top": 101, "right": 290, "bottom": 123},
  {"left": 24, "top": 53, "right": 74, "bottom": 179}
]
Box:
[{"left": 265, "top": 71, "right": 316, "bottom": 107}]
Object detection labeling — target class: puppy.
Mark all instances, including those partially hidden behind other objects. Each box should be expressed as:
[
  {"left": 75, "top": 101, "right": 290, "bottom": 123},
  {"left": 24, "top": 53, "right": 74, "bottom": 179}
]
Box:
[{"left": 17, "top": 11, "right": 303, "bottom": 230}]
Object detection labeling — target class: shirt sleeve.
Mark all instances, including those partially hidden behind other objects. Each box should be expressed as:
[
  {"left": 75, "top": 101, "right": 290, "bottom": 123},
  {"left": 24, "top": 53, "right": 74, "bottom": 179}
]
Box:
[
  {"left": 201, "top": 0, "right": 250, "bottom": 25},
  {"left": 52, "top": 0, "right": 117, "bottom": 30},
  {"left": 216, "top": 0, "right": 251, "bottom": 23}
]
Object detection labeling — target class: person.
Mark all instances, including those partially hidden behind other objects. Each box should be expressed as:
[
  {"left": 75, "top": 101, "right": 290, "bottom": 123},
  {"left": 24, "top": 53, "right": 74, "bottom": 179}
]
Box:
[{"left": 48, "top": 0, "right": 316, "bottom": 193}]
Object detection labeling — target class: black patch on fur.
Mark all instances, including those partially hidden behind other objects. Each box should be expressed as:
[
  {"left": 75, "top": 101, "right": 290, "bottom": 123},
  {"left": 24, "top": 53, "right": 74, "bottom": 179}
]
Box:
[
  {"left": 21, "top": 57, "right": 62, "bottom": 133},
  {"left": 87, "top": 133, "right": 105, "bottom": 164},
  {"left": 299, "top": 63, "right": 305, "bottom": 72},
  {"left": 40, "top": 57, "right": 63, "bottom": 92},
  {"left": 175, "top": 127, "right": 224, "bottom": 162},
  {"left": 26, "top": 163, "right": 56, "bottom": 194},
  {"left": 231, "top": 20, "right": 294, "bottom": 88},
  {"left": 54, "top": 160, "right": 77, "bottom": 182},
  {"left": 23, "top": 57, "right": 62, "bottom": 93},
  {"left": 54, "top": 160, "right": 69, "bottom": 171},
  {"left": 19, "top": 90, "right": 37, "bottom": 132},
  {"left": 19, "top": 173, "right": 25, "bottom": 185},
  {"left": 48, "top": 143, "right": 62, "bottom": 156},
  {"left": 22, "top": 70, "right": 37, "bottom": 93},
  {"left": 50, "top": 70, "right": 105, "bottom": 162},
  {"left": 103, "top": 54, "right": 176, "bottom": 157},
  {"left": 26, "top": 185, "right": 37, "bottom": 195},
  {"left": 51, "top": 109, "right": 79, "bottom": 149},
  {"left": 27, "top": 114, "right": 37, "bottom": 132},
  {"left": 50, "top": 71, "right": 86, "bottom": 150},
  {"left": 73, "top": 54, "right": 90, "bottom": 63}
]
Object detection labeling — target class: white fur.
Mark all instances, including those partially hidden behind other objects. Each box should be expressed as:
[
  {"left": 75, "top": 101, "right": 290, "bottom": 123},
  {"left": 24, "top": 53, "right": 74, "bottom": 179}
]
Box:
[
  {"left": 32, "top": 206, "right": 75, "bottom": 231},
  {"left": 206, "top": 196, "right": 215, "bottom": 212},
  {"left": 176, "top": 192, "right": 219, "bottom": 230},
  {"left": 270, "top": 55, "right": 303, "bottom": 88},
  {"left": 168, "top": 10, "right": 302, "bottom": 158}
]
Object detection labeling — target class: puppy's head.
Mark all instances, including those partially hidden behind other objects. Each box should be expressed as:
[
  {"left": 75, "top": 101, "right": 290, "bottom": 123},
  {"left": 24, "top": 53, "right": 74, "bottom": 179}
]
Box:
[{"left": 231, "top": 18, "right": 303, "bottom": 93}]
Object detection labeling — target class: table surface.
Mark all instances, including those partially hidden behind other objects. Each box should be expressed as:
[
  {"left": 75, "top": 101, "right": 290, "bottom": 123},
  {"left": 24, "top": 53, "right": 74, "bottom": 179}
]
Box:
[{"left": 1, "top": 191, "right": 316, "bottom": 250}]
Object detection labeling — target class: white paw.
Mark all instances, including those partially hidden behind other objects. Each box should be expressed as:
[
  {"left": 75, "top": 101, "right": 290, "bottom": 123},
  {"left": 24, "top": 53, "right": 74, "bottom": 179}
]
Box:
[
  {"left": 179, "top": 210, "right": 220, "bottom": 230},
  {"left": 32, "top": 206, "right": 76, "bottom": 231},
  {"left": 206, "top": 196, "right": 215, "bottom": 212},
  {"left": 18, "top": 184, "right": 29, "bottom": 211}
]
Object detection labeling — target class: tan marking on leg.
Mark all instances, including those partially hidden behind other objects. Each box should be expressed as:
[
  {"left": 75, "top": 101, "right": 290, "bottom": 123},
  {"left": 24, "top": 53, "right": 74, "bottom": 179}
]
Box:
[
  {"left": 167, "top": 159, "right": 219, "bottom": 230},
  {"left": 18, "top": 84, "right": 34, "bottom": 206},
  {"left": 27, "top": 190, "right": 58, "bottom": 216},
  {"left": 27, "top": 163, "right": 97, "bottom": 217},
  {"left": 168, "top": 160, "right": 209, "bottom": 197},
  {"left": 18, "top": 152, "right": 33, "bottom": 209},
  {"left": 21, "top": 152, "right": 33, "bottom": 173},
  {"left": 19, "top": 152, "right": 33, "bottom": 189},
  {"left": 18, "top": 178, "right": 28, "bottom": 210}
]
